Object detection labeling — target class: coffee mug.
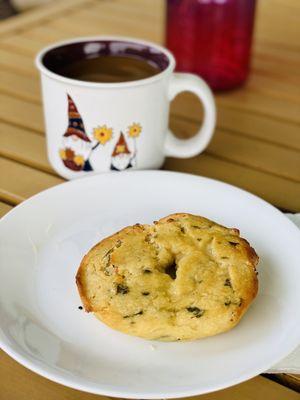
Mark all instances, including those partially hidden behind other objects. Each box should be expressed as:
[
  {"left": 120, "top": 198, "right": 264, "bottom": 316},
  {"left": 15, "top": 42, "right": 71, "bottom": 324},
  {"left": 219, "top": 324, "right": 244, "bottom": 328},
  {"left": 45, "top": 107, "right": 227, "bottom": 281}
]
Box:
[{"left": 36, "top": 37, "right": 216, "bottom": 179}]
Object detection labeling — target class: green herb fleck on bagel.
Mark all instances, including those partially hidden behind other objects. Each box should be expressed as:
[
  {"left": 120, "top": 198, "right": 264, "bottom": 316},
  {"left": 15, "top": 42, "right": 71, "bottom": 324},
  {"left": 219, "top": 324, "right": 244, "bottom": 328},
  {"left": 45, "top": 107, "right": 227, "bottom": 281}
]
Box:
[
  {"left": 123, "top": 311, "right": 143, "bottom": 319},
  {"left": 116, "top": 284, "right": 129, "bottom": 294},
  {"left": 186, "top": 307, "right": 205, "bottom": 318},
  {"left": 224, "top": 278, "right": 232, "bottom": 287}
]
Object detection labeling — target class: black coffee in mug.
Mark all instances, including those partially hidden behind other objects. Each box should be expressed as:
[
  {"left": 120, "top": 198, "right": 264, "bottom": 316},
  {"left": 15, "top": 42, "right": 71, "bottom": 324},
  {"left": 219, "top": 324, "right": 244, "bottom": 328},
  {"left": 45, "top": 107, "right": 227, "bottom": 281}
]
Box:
[
  {"left": 57, "top": 56, "right": 160, "bottom": 83},
  {"left": 56, "top": 55, "right": 161, "bottom": 83},
  {"left": 42, "top": 40, "right": 165, "bottom": 83}
]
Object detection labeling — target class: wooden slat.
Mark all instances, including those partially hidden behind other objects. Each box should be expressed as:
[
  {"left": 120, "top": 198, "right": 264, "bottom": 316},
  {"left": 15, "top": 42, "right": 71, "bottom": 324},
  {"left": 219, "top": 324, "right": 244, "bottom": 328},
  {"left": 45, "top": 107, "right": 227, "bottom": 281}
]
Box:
[
  {"left": 45, "top": 16, "right": 110, "bottom": 36},
  {"left": 0, "top": 93, "right": 43, "bottom": 132},
  {"left": 23, "top": 25, "right": 75, "bottom": 43},
  {"left": 0, "top": 0, "right": 164, "bottom": 53},
  {"left": 90, "top": 0, "right": 164, "bottom": 20},
  {"left": 0, "top": 2, "right": 164, "bottom": 56},
  {"left": 0, "top": 201, "right": 12, "bottom": 217},
  {"left": 255, "top": 0, "right": 300, "bottom": 50},
  {"left": 0, "top": 48, "right": 35, "bottom": 76},
  {"left": 0, "top": 69, "right": 40, "bottom": 103},
  {"left": 0, "top": 350, "right": 109, "bottom": 400},
  {"left": 216, "top": 107, "right": 300, "bottom": 151},
  {"left": 189, "top": 375, "right": 299, "bottom": 400},
  {"left": 0, "top": 350, "right": 298, "bottom": 400},
  {"left": 0, "top": 35, "right": 47, "bottom": 56},
  {"left": 50, "top": 11, "right": 163, "bottom": 42},
  {"left": 50, "top": 0, "right": 164, "bottom": 38},
  {"left": 268, "top": 373, "right": 300, "bottom": 393},
  {"left": 246, "top": 71, "right": 300, "bottom": 103},
  {"left": 0, "top": 0, "right": 93, "bottom": 37},
  {"left": 171, "top": 116, "right": 300, "bottom": 182},
  {"left": 171, "top": 94, "right": 300, "bottom": 151},
  {"left": 253, "top": 45, "right": 300, "bottom": 77},
  {"left": 252, "top": 52, "right": 300, "bottom": 82},
  {"left": 254, "top": 40, "right": 300, "bottom": 66},
  {"left": 0, "top": 158, "right": 63, "bottom": 204},
  {"left": 0, "top": 122, "right": 50, "bottom": 173},
  {"left": 216, "top": 90, "right": 300, "bottom": 125},
  {"left": 210, "top": 131, "right": 300, "bottom": 182},
  {"left": 73, "top": 7, "right": 164, "bottom": 42},
  {"left": 164, "top": 154, "right": 300, "bottom": 212}
]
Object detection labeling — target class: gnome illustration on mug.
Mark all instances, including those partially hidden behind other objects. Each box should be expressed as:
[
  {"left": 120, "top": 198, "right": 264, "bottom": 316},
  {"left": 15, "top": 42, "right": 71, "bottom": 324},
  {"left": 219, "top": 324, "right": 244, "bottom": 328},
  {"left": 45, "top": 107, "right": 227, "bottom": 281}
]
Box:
[
  {"left": 59, "top": 95, "right": 93, "bottom": 172},
  {"left": 59, "top": 94, "right": 142, "bottom": 172},
  {"left": 59, "top": 95, "right": 113, "bottom": 172},
  {"left": 110, "top": 132, "right": 135, "bottom": 171}
]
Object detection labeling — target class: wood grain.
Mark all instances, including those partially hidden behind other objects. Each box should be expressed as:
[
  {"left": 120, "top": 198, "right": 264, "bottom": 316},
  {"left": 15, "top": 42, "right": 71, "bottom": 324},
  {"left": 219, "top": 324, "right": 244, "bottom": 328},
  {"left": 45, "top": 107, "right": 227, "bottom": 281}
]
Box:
[
  {"left": 0, "top": 157, "right": 63, "bottom": 204},
  {"left": 0, "top": 34, "right": 47, "bottom": 56},
  {"left": 0, "top": 201, "right": 12, "bottom": 217},
  {"left": 0, "top": 93, "right": 43, "bottom": 132},
  {"left": 0, "top": 122, "right": 50, "bottom": 172},
  {"left": 0, "top": 69, "right": 40, "bottom": 103},
  {"left": 0, "top": 0, "right": 93, "bottom": 37},
  {"left": 171, "top": 94, "right": 300, "bottom": 151},
  {"left": 255, "top": 0, "right": 300, "bottom": 50},
  {"left": 171, "top": 116, "right": 300, "bottom": 183},
  {"left": 164, "top": 154, "right": 300, "bottom": 212},
  {"left": 0, "top": 48, "right": 34, "bottom": 76},
  {"left": 0, "top": 350, "right": 110, "bottom": 400},
  {"left": 24, "top": 25, "right": 75, "bottom": 43},
  {"left": 267, "top": 373, "right": 300, "bottom": 394}
]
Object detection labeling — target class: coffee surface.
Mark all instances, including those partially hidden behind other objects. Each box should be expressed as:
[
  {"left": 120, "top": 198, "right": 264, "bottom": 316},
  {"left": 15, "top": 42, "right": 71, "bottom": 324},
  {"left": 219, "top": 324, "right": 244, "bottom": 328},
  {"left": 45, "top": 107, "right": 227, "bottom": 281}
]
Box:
[{"left": 56, "top": 55, "right": 161, "bottom": 82}]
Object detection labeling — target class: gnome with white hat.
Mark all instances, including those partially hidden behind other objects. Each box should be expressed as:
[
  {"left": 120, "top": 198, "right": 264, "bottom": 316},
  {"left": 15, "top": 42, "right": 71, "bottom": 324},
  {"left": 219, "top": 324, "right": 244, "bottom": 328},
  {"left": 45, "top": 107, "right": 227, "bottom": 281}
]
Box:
[
  {"left": 110, "top": 132, "right": 134, "bottom": 171},
  {"left": 59, "top": 95, "right": 93, "bottom": 172}
]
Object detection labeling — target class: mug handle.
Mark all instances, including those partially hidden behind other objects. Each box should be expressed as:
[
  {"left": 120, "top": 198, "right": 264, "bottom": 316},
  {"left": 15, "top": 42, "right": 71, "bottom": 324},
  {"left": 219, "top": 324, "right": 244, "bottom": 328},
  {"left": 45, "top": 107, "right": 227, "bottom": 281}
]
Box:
[{"left": 164, "top": 73, "right": 216, "bottom": 158}]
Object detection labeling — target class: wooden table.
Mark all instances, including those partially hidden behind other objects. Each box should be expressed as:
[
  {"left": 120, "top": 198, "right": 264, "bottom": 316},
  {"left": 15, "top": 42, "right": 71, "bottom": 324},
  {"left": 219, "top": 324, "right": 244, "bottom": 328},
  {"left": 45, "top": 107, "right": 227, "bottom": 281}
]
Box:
[{"left": 0, "top": 0, "right": 299, "bottom": 399}]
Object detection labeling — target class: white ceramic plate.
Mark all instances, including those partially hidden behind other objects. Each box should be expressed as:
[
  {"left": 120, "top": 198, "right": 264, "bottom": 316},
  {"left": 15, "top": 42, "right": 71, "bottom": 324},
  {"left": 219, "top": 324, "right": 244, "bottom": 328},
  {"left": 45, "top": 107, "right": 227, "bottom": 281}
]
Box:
[{"left": 1, "top": 171, "right": 300, "bottom": 398}]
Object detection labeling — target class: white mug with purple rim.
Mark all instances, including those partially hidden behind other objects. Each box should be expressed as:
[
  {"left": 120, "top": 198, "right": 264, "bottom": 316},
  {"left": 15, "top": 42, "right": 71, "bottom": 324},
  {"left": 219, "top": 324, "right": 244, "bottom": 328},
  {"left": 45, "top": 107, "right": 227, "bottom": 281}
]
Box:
[{"left": 36, "top": 37, "right": 216, "bottom": 180}]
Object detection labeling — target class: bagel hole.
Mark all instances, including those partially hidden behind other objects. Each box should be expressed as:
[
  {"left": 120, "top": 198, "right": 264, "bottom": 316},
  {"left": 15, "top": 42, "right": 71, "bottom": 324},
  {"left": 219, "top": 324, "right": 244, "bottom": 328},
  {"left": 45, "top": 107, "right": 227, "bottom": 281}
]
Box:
[{"left": 164, "top": 261, "right": 177, "bottom": 280}]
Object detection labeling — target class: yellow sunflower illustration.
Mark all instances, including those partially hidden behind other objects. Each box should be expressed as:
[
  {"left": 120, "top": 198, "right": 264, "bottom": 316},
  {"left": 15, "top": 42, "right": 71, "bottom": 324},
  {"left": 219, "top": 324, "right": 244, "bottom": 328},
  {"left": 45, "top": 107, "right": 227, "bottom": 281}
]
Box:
[
  {"left": 93, "top": 125, "right": 113, "bottom": 145},
  {"left": 127, "top": 122, "right": 142, "bottom": 138}
]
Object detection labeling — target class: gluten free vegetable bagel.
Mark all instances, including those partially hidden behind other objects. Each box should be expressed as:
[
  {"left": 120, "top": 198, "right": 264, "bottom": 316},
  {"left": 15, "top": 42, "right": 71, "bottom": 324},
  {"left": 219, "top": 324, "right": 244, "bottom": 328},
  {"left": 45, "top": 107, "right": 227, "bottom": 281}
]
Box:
[{"left": 76, "top": 213, "right": 258, "bottom": 341}]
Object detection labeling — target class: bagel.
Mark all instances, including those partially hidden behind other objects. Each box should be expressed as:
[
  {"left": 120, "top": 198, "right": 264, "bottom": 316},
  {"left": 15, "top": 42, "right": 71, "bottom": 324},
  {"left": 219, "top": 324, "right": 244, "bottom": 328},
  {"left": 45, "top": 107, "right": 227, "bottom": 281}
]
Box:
[{"left": 76, "top": 213, "right": 258, "bottom": 341}]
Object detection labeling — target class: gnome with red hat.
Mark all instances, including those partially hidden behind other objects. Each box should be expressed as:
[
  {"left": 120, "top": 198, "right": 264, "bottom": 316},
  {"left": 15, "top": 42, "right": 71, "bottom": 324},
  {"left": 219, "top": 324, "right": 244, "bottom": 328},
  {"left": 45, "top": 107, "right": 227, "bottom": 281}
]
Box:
[
  {"left": 59, "top": 95, "right": 93, "bottom": 172},
  {"left": 110, "top": 132, "right": 134, "bottom": 171}
]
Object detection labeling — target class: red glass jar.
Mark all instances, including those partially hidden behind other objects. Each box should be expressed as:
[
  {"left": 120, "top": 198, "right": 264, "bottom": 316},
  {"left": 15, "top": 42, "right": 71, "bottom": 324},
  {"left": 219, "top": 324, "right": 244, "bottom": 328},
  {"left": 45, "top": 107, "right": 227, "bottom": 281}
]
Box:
[{"left": 166, "top": 0, "right": 256, "bottom": 91}]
